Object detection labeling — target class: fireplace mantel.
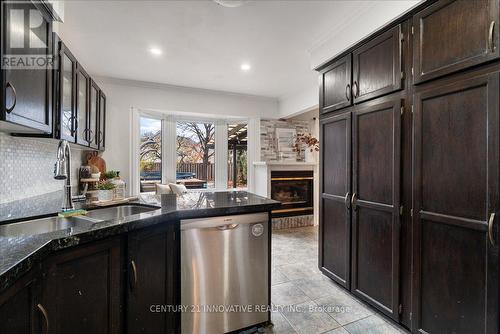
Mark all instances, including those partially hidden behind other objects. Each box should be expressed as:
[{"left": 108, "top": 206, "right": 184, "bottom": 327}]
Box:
[
  {"left": 253, "top": 161, "right": 316, "bottom": 198},
  {"left": 253, "top": 161, "right": 317, "bottom": 167}
]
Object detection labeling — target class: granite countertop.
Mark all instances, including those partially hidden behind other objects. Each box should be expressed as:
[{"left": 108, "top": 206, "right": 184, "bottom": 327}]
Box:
[{"left": 0, "top": 191, "right": 280, "bottom": 293}]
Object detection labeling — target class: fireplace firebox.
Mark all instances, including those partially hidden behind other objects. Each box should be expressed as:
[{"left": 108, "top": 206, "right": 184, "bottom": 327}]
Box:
[{"left": 270, "top": 170, "right": 313, "bottom": 217}]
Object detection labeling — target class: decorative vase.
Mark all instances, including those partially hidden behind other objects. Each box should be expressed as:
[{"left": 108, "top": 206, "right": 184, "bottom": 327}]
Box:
[
  {"left": 305, "top": 148, "right": 316, "bottom": 163},
  {"left": 98, "top": 190, "right": 113, "bottom": 201}
]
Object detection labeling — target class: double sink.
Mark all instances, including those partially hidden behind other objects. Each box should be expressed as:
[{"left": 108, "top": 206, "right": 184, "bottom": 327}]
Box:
[{"left": 0, "top": 205, "right": 158, "bottom": 237}]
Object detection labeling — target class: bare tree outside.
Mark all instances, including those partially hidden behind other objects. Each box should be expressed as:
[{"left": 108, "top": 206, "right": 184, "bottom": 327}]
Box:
[
  {"left": 139, "top": 117, "right": 162, "bottom": 192},
  {"left": 176, "top": 121, "right": 215, "bottom": 188}
]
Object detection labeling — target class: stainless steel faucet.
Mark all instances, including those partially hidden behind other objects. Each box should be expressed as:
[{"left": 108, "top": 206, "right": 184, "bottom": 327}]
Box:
[{"left": 54, "top": 139, "right": 74, "bottom": 211}]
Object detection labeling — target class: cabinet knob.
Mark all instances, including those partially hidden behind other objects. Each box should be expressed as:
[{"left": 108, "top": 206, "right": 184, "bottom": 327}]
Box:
[
  {"left": 5, "top": 81, "right": 17, "bottom": 113},
  {"left": 345, "top": 84, "right": 351, "bottom": 101}
]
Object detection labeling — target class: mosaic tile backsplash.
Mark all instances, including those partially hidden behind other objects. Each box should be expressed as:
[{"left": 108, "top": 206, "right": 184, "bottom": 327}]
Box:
[{"left": 0, "top": 133, "right": 84, "bottom": 205}]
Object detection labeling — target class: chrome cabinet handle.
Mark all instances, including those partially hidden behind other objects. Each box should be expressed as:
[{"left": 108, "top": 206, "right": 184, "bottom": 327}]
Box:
[
  {"left": 489, "top": 21, "right": 496, "bottom": 52},
  {"left": 345, "top": 84, "right": 351, "bottom": 101},
  {"left": 351, "top": 193, "right": 357, "bottom": 210},
  {"left": 352, "top": 81, "right": 359, "bottom": 98},
  {"left": 130, "top": 260, "right": 138, "bottom": 290},
  {"left": 70, "top": 116, "right": 76, "bottom": 136},
  {"left": 5, "top": 81, "right": 17, "bottom": 113},
  {"left": 88, "top": 129, "right": 94, "bottom": 144},
  {"left": 83, "top": 128, "right": 90, "bottom": 141},
  {"left": 344, "top": 192, "right": 350, "bottom": 210},
  {"left": 489, "top": 213, "right": 496, "bottom": 246},
  {"left": 36, "top": 303, "right": 49, "bottom": 334}
]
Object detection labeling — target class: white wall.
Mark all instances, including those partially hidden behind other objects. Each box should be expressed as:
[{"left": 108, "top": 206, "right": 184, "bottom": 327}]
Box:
[
  {"left": 94, "top": 77, "right": 279, "bottom": 192},
  {"left": 278, "top": 85, "right": 318, "bottom": 119},
  {"left": 310, "top": 1, "right": 420, "bottom": 69},
  {"left": 278, "top": 0, "right": 420, "bottom": 119}
]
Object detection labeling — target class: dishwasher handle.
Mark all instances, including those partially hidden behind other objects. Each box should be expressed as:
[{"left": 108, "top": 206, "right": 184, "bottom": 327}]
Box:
[
  {"left": 216, "top": 223, "right": 239, "bottom": 230},
  {"left": 181, "top": 212, "right": 268, "bottom": 231}
]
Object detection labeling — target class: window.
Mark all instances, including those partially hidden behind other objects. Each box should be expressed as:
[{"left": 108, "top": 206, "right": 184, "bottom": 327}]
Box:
[
  {"left": 133, "top": 109, "right": 251, "bottom": 194},
  {"left": 227, "top": 123, "right": 248, "bottom": 188},
  {"left": 176, "top": 121, "right": 215, "bottom": 189},
  {"left": 139, "top": 117, "right": 162, "bottom": 193}
]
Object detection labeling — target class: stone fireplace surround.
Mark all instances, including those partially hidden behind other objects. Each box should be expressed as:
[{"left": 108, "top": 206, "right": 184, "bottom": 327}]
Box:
[{"left": 253, "top": 161, "right": 317, "bottom": 229}]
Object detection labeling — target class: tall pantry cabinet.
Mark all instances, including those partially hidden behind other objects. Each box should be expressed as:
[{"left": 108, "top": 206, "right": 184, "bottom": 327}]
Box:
[{"left": 317, "top": 0, "right": 500, "bottom": 333}]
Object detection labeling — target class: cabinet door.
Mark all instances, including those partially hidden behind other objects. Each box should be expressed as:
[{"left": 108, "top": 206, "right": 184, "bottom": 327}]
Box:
[
  {"left": 320, "top": 54, "right": 352, "bottom": 114},
  {"left": 351, "top": 96, "right": 401, "bottom": 320},
  {"left": 98, "top": 91, "right": 106, "bottom": 151},
  {"left": 412, "top": 73, "right": 499, "bottom": 334},
  {"left": 413, "top": 0, "right": 500, "bottom": 83},
  {"left": 75, "top": 65, "right": 89, "bottom": 146},
  {"left": 89, "top": 80, "right": 99, "bottom": 149},
  {"left": 42, "top": 238, "right": 122, "bottom": 334},
  {"left": 319, "top": 111, "right": 352, "bottom": 288},
  {"left": 2, "top": 1, "right": 53, "bottom": 132},
  {"left": 352, "top": 25, "right": 402, "bottom": 104},
  {"left": 57, "top": 40, "right": 77, "bottom": 142},
  {"left": 0, "top": 271, "right": 41, "bottom": 334},
  {"left": 127, "top": 223, "right": 179, "bottom": 334}
]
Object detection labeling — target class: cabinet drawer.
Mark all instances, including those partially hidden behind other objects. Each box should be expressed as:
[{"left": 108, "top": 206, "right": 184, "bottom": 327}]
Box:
[
  {"left": 413, "top": 0, "right": 500, "bottom": 83},
  {"left": 320, "top": 54, "right": 352, "bottom": 114},
  {"left": 352, "top": 25, "right": 403, "bottom": 103}
]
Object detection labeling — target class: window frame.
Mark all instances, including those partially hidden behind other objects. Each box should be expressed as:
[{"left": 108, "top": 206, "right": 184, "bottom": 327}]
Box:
[{"left": 131, "top": 108, "right": 250, "bottom": 195}]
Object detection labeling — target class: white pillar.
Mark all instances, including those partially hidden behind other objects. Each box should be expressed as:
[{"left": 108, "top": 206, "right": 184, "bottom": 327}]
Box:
[{"left": 215, "top": 120, "right": 228, "bottom": 190}]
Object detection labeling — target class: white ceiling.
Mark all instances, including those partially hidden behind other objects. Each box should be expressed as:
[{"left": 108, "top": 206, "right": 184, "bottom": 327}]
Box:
[{"left": 59, "top": 0, "right": 418, "bottom": 99}]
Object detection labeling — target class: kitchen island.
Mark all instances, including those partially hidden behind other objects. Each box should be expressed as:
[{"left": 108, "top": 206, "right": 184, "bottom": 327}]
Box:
[{"left": 0, "top": 191, "right": 280, "bottom": 334}]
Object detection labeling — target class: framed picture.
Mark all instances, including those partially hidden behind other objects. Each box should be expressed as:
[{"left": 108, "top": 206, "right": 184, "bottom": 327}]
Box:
[{"left": 276, "top": 128, "right": 296, "bottom": 154}]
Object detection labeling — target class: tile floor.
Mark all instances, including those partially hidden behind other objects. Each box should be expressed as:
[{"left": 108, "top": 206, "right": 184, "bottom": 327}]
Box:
[{"left": 265, "top": 226, "right": 407, "bottom": 334}]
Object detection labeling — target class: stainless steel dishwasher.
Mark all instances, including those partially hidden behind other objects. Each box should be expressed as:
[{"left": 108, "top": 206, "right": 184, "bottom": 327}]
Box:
[{"left": 181, "top": 212, "right": 269, "bottom": 334}]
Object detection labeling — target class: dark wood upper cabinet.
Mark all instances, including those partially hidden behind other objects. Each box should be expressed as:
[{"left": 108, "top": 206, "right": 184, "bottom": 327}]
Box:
[
  {"left": 320, "top": 54, "right": 352, "bottom": 114},
  {"left": 1, "top": 0, "right": 53, "bottom": 133},
  {"left": 75, "top": 64, "right": 90, "bottom": 146},
  {"left": 98, "top": 91, "right": 106, "bottom": 151},
  {"left": 41, "top": 237, "right": 122, "bottom": 334},
  {"left": 55, "top": 38, "right": 77, "bottom": 142},
  {"left": 412, "top": 72, "right": 499, "bottom": 334},
  {"left": 413, "top": 0, "right": 500, "bottom": 84},
  {"left": 352, "top": 25, "right": 402, "bottom": 103},
  {"left": 89, "top": 80, "right": 99, "bottom": 149},
  {"left": 351, "top": 95, "right": 401, "bottom": 320},
  {"left": 319, "top": 111, "right": 352, "bottom": 289},
  {"left": 127, "top": 223, "right": 179, "bottom": 334},
  {"left": 0, "top": 270, "right": 41, "bottom": 334}
]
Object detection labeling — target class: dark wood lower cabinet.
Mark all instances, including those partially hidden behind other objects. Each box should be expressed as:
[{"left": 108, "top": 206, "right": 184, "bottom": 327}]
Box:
[
  {"left": 0, "top": 269, "right": 40, "bottom": 334},
  {"left": 351, "top": 96, "right": 401, "bottom": 320},
  {"left": 127, "top": 223, "right": 179, "bottom": 334},
  {"left": 41, "top": 237, "right": 122, "bottom": 334},
  {"left": 412, "top": 72, "right": 500, "bottom": 334}
]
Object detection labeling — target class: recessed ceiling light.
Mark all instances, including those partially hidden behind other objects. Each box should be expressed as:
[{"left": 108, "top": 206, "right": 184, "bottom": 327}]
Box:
[
  {"left": 150, "top": 48, "right": 162, "bottom": 56},
  {"left": 241, "top": 63, "right": 251, "bottom": 71}
]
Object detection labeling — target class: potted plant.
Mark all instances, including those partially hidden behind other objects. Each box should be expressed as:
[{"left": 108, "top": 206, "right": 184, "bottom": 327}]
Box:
[
  {"left": 96, "top": 180, "right": 115, "bottom": 201},
  {"left": 294, "top": 133, "right": 320, "bottom": 162}
]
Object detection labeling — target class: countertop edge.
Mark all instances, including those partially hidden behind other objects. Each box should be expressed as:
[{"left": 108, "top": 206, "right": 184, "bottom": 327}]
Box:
[{"left": 0, "top": 200, "right": 280, "bottom": 294}]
